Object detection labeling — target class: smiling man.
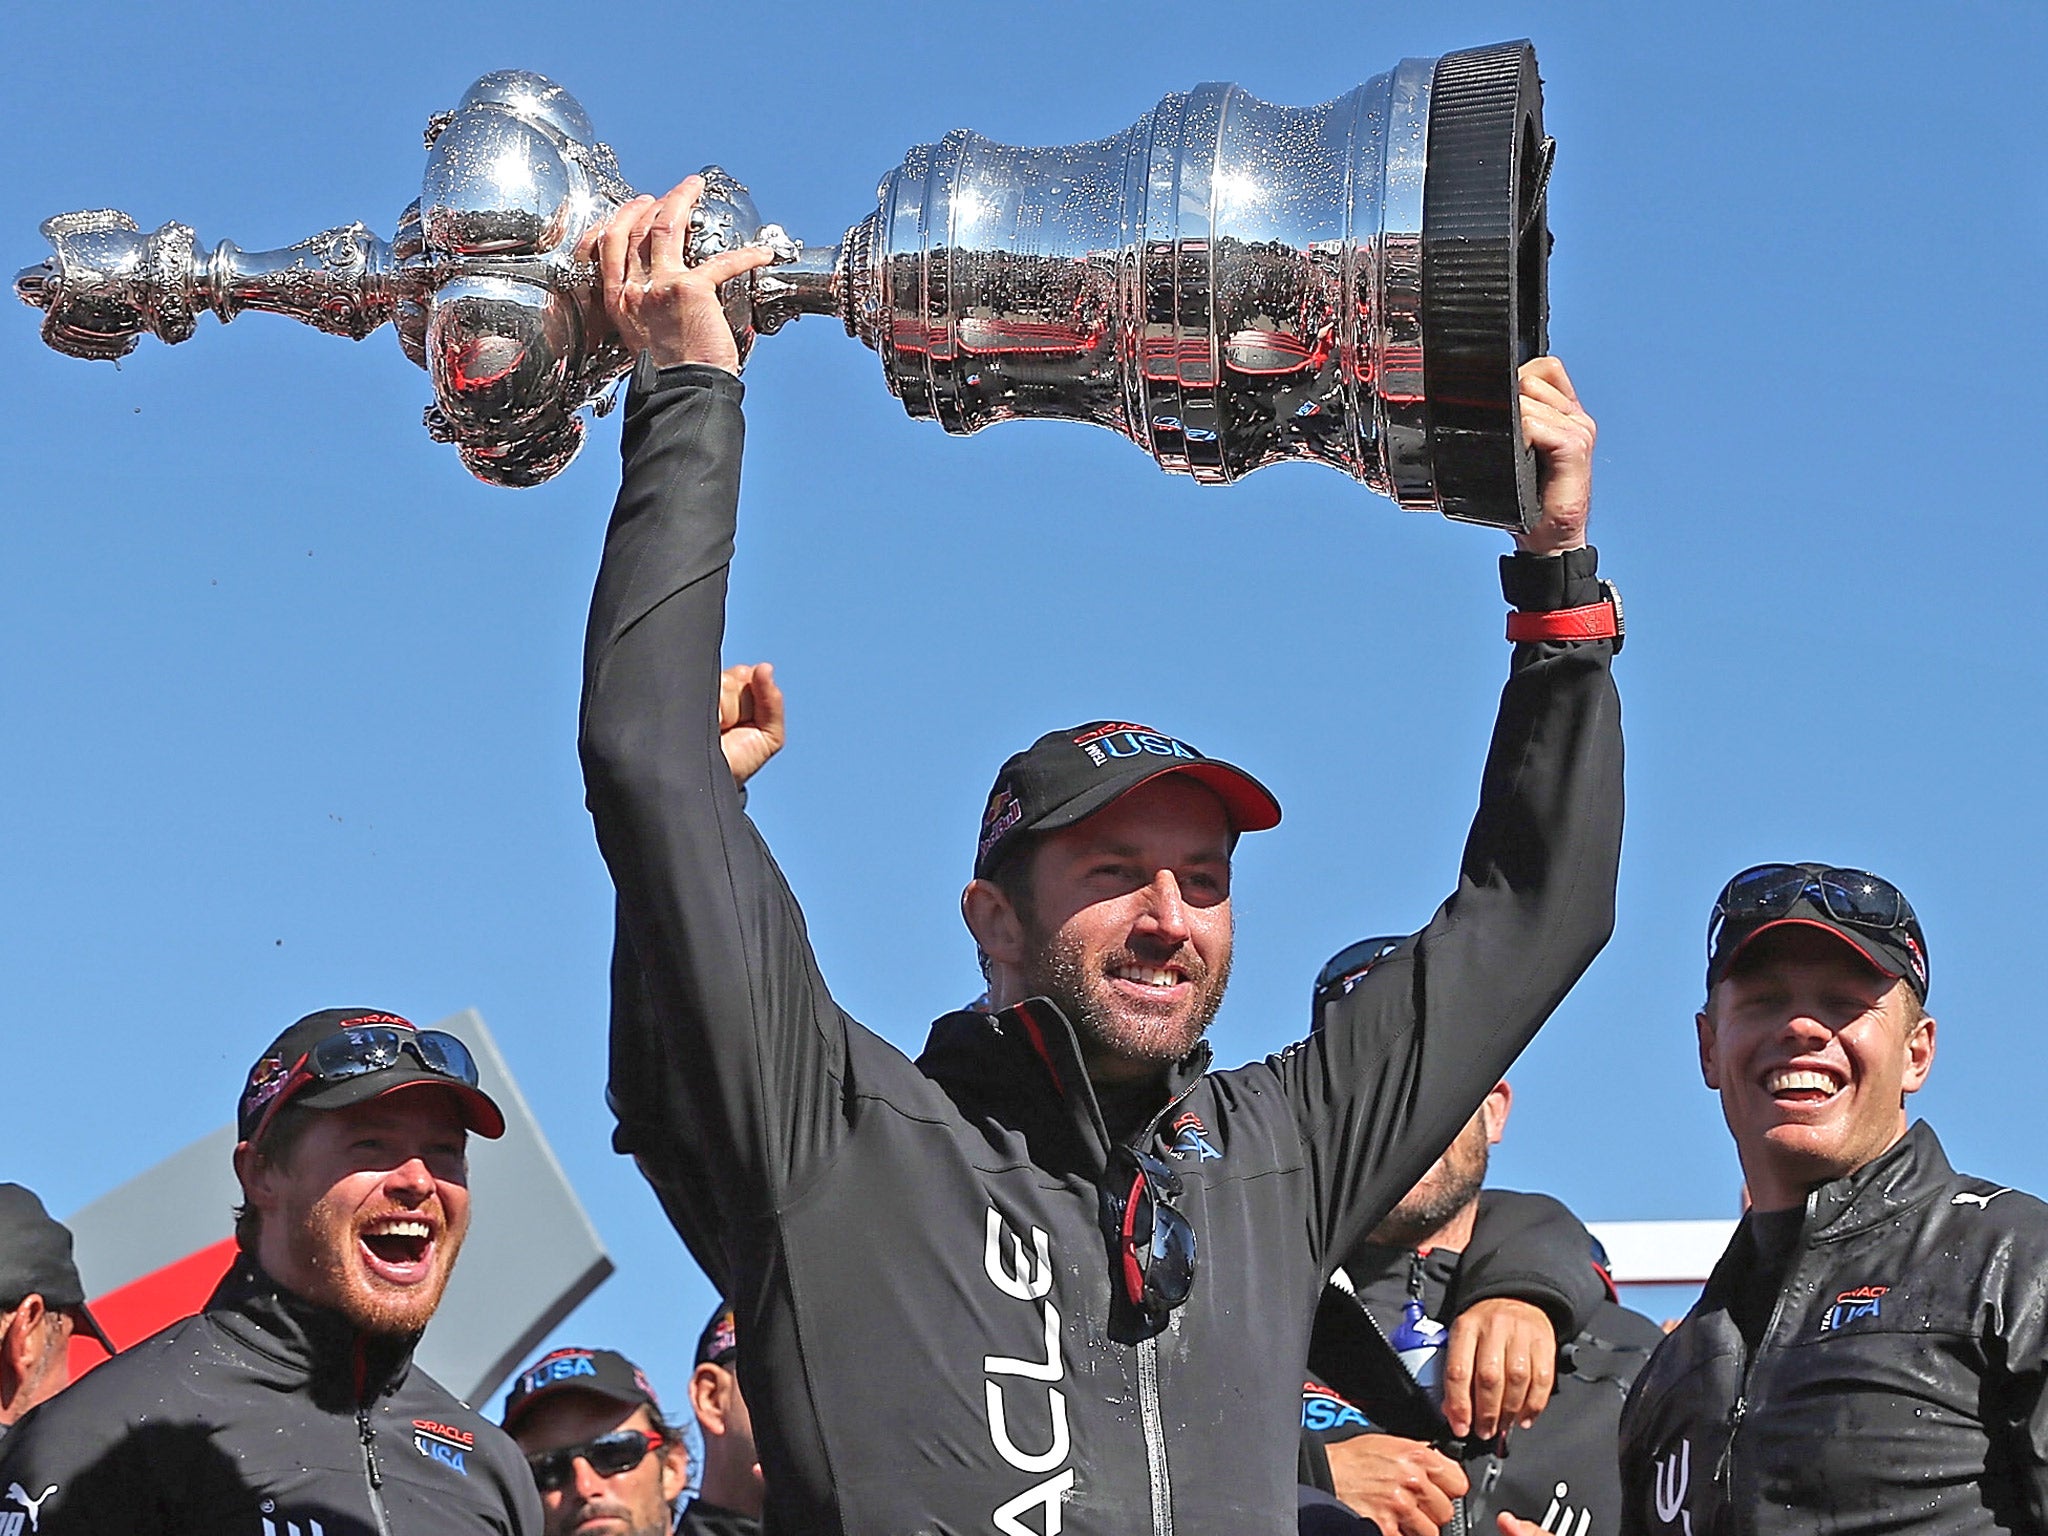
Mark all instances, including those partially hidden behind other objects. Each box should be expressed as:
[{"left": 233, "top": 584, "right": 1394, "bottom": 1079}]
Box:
[
  {"left": 0, "top": 1008, "right": 541, "bottom": 1536},
  {"left": 581, "top": 179, "right": 1622, "bottom": 1535},
  {"left": 1611, "top": 864, "right": 2048, "bottom": 1536}
]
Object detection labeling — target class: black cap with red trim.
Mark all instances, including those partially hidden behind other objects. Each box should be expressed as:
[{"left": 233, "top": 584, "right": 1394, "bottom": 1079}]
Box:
[
  {"left": 501, "top": 1346, "right": 661, "bottom": 1433},
  {"left": 974, "top": 721, "right": 1280, "bottom": 879},
  {"left": 1707, "top": 871, "right": 1930, "bottom": 1002},
  {"left": 237, "top": 1007, "right": 506, "bottom": 1143}
]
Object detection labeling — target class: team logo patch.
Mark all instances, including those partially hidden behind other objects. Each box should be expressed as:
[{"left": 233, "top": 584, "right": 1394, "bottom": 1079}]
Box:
[
  {"left": 978, "top": 787, "right": 1024, "bottom": 864},
  {"left": 241, "top": 1054, "right": 291, "bottom": 1117},
  {"left": 1168, "top": 1111, "right": 1221, "bottom": 1162},
  {"left": 1071, "top": 722, "right": 1202, "bottom": 768},
  {"left": 1821, "top": 1284, "right": 1888, "bottom": 1332},
  {"left": 518, "top": 1347, "right": 598, "bottom": 1397},
  {"left": 1301, "top": 1382, "right": 1371, "bottom": 1434},
  {"left": 413, "top": 1419, "right": 473, "bottom": 1476}
]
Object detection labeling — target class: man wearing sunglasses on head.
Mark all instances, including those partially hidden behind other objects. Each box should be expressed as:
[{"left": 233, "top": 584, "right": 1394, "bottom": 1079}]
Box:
[
  {"left": 1584, "top": 865, "right": 2048, "bottom": 1536},
  {"left": 0, "top": 1009, "right": 542, "bottom": 1536},
  {"left": 504, "top": 1347, "right": 689, "bottom": 1536},
  {"left": 579, "top": 177, "right": 1622, "bottom": 1535}
]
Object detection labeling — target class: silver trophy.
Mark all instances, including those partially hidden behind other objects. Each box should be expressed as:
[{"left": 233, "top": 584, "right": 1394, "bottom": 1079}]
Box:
[{"left": 17, "top": 44, "right": 1552, "bottom": 526}]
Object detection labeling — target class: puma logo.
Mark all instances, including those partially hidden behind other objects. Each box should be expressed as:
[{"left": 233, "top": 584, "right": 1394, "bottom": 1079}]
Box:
[
  {"left": 1953, "top": 1188, "right": 2012, "bottom": 1209},
  {"left": 7, "top": 1484, "right": 57, "bottom": 1534}
]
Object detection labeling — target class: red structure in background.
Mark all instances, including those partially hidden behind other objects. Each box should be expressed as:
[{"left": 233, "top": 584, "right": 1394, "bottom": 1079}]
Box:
[{"left": 66, "top": 1237, "right": 237, "bottom": 1381}]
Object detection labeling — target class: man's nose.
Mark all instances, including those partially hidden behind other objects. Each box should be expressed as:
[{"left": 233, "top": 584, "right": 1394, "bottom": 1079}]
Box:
[
  {"left": 385, "top": 1157, "right": 436, "bottom": 1197},
  {"left": 1135, "top": 871, "right": 1191, "bottom": 942},
  {"left": 570, "top": 1454, "right": 610, "bottom": 1501}
]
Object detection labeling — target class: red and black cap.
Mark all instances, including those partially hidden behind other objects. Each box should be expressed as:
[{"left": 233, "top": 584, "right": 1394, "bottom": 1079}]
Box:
[
  {"left": 501, "top": 1346, "right": 661, "bottom": 1433},
  {"left": 237, "top": 1007, "right": 506, "bottom": 1144},
  {"left": 1707, "top": 863, "right": 1930, "bottom": 1001},
  {"left": 695, "top": 1301, "right": 737, "bottom": 1367},
  {"left": 0, "top": 1183, "right": 118, "bottom": 1352},
  {"left": 974, "top": 721, "right": 1281, "bottom": 879}
]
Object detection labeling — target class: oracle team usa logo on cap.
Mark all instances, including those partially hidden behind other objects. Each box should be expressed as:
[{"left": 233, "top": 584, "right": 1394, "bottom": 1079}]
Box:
[{"left": 1071, "top": 722, "right": 1203, "bottom": 768}]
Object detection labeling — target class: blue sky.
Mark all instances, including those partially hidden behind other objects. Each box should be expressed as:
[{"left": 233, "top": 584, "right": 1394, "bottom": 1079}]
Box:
[{"left": 5, "top": 1, "right": 2045, "bottom": 1416}]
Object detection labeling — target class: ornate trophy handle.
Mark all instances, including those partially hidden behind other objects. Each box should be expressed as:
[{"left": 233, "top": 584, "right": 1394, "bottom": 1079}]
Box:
[{"left": 16, "top": 210, "right": 397, "bottom": 362}]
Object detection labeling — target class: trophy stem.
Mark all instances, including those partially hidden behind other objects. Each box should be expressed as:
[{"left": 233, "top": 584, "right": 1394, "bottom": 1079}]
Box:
[{"left": 751, "top": 236, "right": 850, "bottom": 337}]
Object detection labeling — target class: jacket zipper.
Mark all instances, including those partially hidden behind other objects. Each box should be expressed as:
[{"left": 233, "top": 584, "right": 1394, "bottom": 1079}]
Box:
[
  {"left": 353, "top": 1339, "right": 396, "bottom": 1536},
  {"left": 1130, "top": 1078, "right": 1201, "bottom": 1536},
  {"left": 1712, "top": 1192, "right": 1815, "bottom": 1536},
  {"left": 1137, "top": 1333, "right": 1174, "bottom": 1536}
]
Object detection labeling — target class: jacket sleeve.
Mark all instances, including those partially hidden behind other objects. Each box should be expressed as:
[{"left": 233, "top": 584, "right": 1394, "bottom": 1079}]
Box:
[
  {"left": 581, "top": 363, "right": 851, "bottom": 1229},
  {"left": 1454, "top": 1189, "right": 1607, "bottom": 1340},
  {"left": 1280, "top": 546, "right": 1623, "bottom": 1268}
]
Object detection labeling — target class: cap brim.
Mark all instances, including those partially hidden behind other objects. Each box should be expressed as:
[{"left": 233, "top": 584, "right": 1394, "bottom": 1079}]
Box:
[
  {"left": 73, "top": 1300, "right": 117, "bottom": 1354},
  {"left": 1034, "top": 759, "right": 1282, "bottom": 841},
  {"left": 1719, "top": 916, "right": 1907, "bottom": 986},
  {"left": 295, "top": 1070, "right": 508, "bottom": 1140},
  {"left": 503, "top": 1377, "right": 650, "bottom": 1432}
]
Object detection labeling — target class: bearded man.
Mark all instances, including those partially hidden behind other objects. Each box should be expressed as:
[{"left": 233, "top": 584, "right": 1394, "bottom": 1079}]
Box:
[
  {"left": 583, "top": 178, "right": 1623, "bottom": 1534},
  {"left": 0, "top": 1008, "right": 541, "bottom": 1536}
]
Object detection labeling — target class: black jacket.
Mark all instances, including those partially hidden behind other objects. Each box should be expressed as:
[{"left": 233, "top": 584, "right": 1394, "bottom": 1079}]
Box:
[
  {"left": 582, "top": 366, "right": 1624, "bottom": 1536},
  {"left": 0, "top": 1257, "right": 539, "bottom": 1535},
  {"left": 1620, "top": 1121, "right": 2048, "bottom": 1536},
  {"left": 678, "top": 1498, "right": 762, "bottom": 1536},
  {"left": 1304, "top": 1190, "right": 1662, "bottom": 1536}
]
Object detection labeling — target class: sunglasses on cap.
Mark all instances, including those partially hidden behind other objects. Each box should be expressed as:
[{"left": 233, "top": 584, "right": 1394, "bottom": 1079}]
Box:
[
  {"left": 1311, "top": 935, "right": 1407, "bottom": 1018},
  {"left": 249, "top": 1026, "right": 481, "bottom": 1145},
  {"left": 1708, "top": 864, "right": 1919, "bottom": 949},
  {"left": 526, "top": 1429, "right": 664, "bottom": 1493},
  {"left": 1102, "top": 1146, "right": 1196, "bottom": 1324}
]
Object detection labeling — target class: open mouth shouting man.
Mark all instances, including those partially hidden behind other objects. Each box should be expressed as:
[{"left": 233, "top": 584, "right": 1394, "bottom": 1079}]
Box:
[{"left": 0, "top": 1008, "right": 543, "bottom": 1536}]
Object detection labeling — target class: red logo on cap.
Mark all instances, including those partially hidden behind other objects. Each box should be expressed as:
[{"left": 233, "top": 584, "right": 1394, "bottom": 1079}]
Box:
[{"left": 1071, "top": 722, "right": 1159, "bottom": 747}]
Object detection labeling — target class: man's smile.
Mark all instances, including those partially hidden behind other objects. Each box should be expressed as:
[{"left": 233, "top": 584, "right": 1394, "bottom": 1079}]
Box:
[
  {"left": 1763, "top": 1064, "right": 1847, "bottom": 1108},
  {"left": 358, "top": 1213, "right": 438, "bottom": 1285}
]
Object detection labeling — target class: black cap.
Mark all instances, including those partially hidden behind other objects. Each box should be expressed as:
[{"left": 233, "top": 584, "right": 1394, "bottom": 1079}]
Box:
[
  {"left": 695, "top": 1301, "right": 737, "bottom": 1367},
  {"left": 237, "top": 1008, "right": 506, "bottom": 1144},
  {"left": 502, "top": 1346, "right": 661, "bottom": 1433},
  {"left": 0, "top": 1184, "right": 117, "bottom": 1352},
  {"left": 975, "top": 721, "right": 1281, "bottom": 878},
  {"left": 1707, "top": 868, "right": 1930, "bottom": 1001}
]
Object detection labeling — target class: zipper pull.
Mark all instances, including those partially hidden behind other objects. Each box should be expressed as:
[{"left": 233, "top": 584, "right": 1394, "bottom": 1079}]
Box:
[
  {"left": 1713, "top": 1398, "right": 1744, "bottom": 1484},
  {"left": 358, "top": 1405, "right": 385, "bottom": 1489}
]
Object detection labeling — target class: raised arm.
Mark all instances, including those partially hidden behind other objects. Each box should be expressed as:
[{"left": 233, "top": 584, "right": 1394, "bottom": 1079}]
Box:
[
  {"left": 1285, "top": 358, "right": 1623, "bottom": 1268},
  {"left": 580, "top": 179, "right": 847, "bottom": 1231}
]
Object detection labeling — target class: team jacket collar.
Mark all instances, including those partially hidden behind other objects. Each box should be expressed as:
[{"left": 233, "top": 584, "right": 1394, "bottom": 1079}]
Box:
[
  {"left": 205, "top": 1253, "right": 420, "bottom": 1410},
  {"left": 1704, "top": 1120, "right": 1952, "bottom": 1303},
  {"left": 916, "top": 997, "right": 1212, "bottom": 1176},
  {"left": 1804, "top": 1118, "right": 1953, "bottom": 1240}
]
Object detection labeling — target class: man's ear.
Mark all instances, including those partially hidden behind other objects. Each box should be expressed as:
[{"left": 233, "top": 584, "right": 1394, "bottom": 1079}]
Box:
[
  {"left": 1902, "top": 1011, "right": 1936, "bottom": 1096},
  {"left": 1480, "top": 1081, "right": 1512, "bottom": 1145},
  {"left": 1, "top": 1293, "right": 48, "bottom": 1394},
  {"left": 691, "top": 1362, "right": 729, "bottom": 1437},
  {"left": 233, "top": 1139, "right": 277, "bottom": 1218},
  {"left": 962, "top": 879, "right": 1026, "bottom": 968},
  {"left": 1696, "top": 1009, "right": 1721, "bottom": 1090},
  {"left": 658, "top": 1424, "right": 690, "bottom": 1502}
]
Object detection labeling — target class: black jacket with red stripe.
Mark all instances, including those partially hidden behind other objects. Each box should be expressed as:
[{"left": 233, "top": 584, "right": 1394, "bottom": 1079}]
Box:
[
  {"left": 585, "top": 365, "right": 1624, "bottom": 1536},
  {"left": 0, "top": 1257, "right": 539, "bottom": 1536}
]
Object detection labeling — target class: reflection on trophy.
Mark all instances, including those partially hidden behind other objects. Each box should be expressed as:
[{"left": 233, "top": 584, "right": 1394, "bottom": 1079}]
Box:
[{"left": 17, "top": 44, "right": 1552, "bottom": 525}]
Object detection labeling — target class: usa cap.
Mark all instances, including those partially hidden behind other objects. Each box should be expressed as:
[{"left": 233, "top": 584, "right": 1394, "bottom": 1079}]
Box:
[
  {"left": 975, "top": 721, "right": 1280, "bottom": 879},
  {"left": 502, "top": 1346, "right": 661, "bottom": 1432},
  {"left": 0, "top": 1183, "right": 117, "bottom": 1352}
]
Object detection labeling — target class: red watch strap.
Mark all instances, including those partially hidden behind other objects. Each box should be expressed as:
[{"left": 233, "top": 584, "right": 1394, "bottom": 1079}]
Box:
[{"left": 1506, "top": 601, "right": 1618, "bottom": 644}]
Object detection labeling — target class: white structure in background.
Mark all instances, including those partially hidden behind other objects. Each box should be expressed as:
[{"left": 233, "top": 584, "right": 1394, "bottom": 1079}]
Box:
[{"left": 1589, "top": 1219, "right": 1738, "bottom": 1290}]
